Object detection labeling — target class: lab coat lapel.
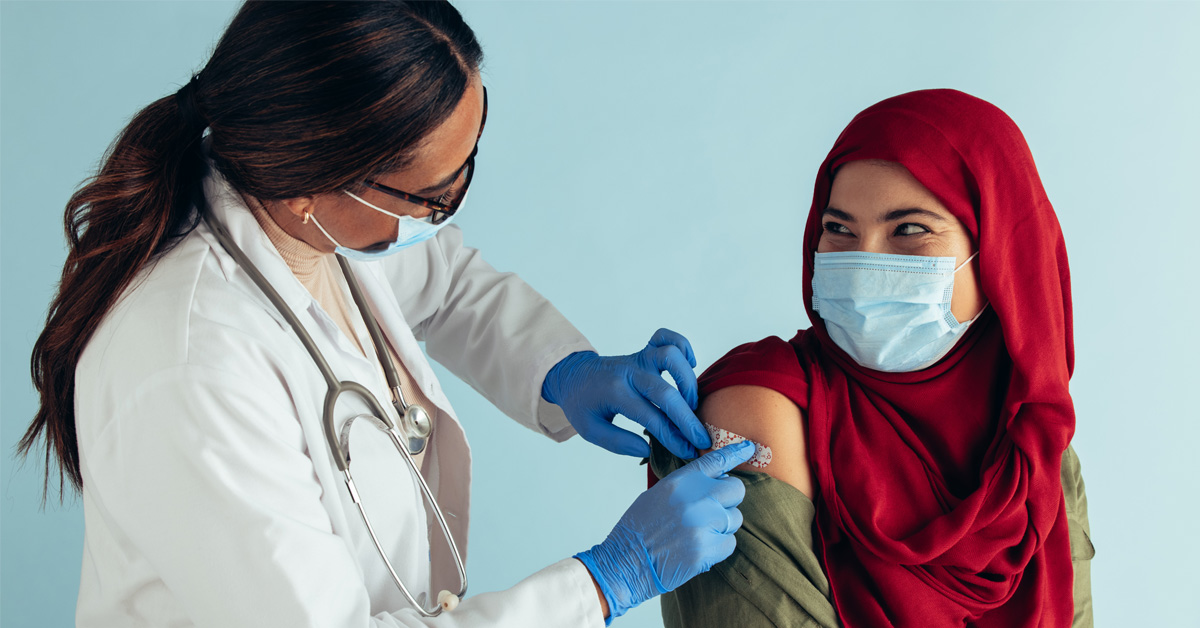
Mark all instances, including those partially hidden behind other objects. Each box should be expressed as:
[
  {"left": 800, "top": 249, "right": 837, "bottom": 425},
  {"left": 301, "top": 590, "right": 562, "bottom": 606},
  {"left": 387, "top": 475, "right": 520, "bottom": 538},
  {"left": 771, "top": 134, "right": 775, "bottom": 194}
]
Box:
[
  {"left": 344, "top": 259, "right": 457, "bottom": 423},
  {"left": 202, "top": 164, "right": 471, "bottom": 594},
  {"left": 200, "top": 168, "right": 426, "bottom": 557},
  {"left": 199, "top": 167, "right": 315, "bottom": 321},
  {"left": 201, "top": 168, "right": 384, "bottom": 395},
  {"left": 344, "top": 258, "right": 473, "bottom": 583}
]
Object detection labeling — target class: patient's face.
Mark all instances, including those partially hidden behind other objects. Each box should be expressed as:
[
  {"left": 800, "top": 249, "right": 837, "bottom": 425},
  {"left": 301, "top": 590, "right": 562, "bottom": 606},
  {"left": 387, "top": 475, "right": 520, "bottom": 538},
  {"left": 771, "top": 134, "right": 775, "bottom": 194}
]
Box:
[{"left": 819, "top": 159, "right": 985, "bottom": 323}]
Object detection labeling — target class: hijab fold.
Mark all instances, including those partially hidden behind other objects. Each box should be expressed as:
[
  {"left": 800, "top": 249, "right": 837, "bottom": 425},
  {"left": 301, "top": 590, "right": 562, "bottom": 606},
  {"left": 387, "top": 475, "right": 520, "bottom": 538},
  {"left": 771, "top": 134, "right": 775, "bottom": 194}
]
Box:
[{"left": 698, "top": 89, "right": 1075, "bottom": 626}]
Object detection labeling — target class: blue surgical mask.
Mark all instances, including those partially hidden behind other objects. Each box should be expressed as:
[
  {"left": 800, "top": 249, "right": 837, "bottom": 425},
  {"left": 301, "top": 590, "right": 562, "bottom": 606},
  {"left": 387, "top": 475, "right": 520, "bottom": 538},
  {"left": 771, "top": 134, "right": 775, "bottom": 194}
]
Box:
[
  {"left": 308, "top": 190, "right": 461, "bottom": 261},
  {"left": 811, "top": 250, "right": 985, "bottom": 372}
]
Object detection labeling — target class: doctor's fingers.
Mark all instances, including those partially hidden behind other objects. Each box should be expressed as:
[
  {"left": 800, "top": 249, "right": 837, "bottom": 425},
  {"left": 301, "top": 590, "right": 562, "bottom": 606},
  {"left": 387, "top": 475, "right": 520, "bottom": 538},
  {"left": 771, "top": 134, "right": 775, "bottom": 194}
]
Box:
[
  {"left": 578, "top": 409, "right": 653, "bottom": 458},
  {"left": 715, "top": 504, "right": 745, "bottom": 536},
  {"left": 646, "top": 328, "right": 698, "bottom": 368},
  {"left": 637, "top": 343, "right": 700, "bottom": 410},
  {"left": 714, "top": 527, "right": 739, "bottom": 562},
  {"left": 705, "top": 474, "right": 748, "bottom": 509},
  {"left": 617, "top": 395, "right": 697, "bottom": 460},
  {"left": 689, "top": 441, "right": 755, "bottom": 479},
  {"left": 633, "top": 371, "right": 708, "bottom": 451}
]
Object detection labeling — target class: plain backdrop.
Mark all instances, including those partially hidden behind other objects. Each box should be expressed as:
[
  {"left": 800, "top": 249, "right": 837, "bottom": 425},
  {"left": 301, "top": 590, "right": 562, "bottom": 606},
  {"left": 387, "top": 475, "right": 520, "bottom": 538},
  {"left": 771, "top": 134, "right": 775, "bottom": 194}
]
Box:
[{"left": 3, "top": 1, "right": 1198, "bottom": 626}]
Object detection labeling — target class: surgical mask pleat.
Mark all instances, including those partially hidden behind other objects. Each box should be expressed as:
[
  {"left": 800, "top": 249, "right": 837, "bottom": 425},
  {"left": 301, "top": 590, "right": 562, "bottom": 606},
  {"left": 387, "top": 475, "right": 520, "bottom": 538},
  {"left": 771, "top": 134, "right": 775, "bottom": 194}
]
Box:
[{"left": 811, "top": 251, "right": 979, "bottom": 372}]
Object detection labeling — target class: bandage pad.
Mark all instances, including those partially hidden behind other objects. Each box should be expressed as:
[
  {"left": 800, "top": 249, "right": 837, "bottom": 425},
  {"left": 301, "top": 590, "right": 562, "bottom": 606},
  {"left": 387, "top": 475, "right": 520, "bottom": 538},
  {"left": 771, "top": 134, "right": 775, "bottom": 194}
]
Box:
[{"left": 705, "top": 423, "right": 773, "bottom": 469}]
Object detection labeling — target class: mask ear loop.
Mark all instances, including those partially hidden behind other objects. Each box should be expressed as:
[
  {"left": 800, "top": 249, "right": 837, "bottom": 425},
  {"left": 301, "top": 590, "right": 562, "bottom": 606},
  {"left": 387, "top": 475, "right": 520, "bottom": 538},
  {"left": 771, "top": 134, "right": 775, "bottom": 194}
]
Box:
[
  {"left": 953, "top": 251, "right": 989, "bottom": 324},
  {"left": 343, "top": 190, "right": 419, "bottom": 245},
  {"left": 967, "top": 301, "right": 991, "bottom": 324},
  {"left": 307, "top": 212, "right": 347, "bottom": 249},
  {"left": 953, "top": 251, "right": 980, "bottom": 274},
  {"left": 345, "top": 190, "right": 404, "bottom": 220}
]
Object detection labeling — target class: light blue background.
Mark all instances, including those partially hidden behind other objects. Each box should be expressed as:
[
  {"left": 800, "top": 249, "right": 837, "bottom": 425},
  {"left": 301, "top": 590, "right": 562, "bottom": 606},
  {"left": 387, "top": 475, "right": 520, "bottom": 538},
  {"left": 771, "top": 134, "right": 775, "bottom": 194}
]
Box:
[{"left": 3, "top": 1, "right": 1198, "bottom": 626}]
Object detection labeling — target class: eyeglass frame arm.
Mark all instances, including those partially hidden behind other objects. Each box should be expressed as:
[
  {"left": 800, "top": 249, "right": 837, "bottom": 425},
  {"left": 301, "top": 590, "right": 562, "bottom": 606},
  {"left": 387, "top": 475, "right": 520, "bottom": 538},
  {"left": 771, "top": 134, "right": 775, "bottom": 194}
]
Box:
[{"left": 360, "top": 87, "right": 488, "bottom": 226}]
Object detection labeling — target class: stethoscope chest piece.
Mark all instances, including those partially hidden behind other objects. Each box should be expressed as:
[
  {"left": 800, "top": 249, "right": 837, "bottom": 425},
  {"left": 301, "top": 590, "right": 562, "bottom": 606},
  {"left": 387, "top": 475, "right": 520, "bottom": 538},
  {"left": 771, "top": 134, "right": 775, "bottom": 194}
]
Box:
[
  {"left": 201, "top": 207, "right": 467, "bottom": 617},
  {"left": 399, "top": 402, "right": 433, "bottom": 455}
]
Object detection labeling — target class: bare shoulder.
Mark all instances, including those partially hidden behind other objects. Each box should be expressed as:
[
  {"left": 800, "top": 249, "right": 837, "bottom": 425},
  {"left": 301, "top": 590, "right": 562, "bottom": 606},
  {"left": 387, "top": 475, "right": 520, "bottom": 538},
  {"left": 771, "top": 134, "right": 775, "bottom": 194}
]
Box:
[{"left": 699, "top": 385, "right": 813, "bottom": 497}]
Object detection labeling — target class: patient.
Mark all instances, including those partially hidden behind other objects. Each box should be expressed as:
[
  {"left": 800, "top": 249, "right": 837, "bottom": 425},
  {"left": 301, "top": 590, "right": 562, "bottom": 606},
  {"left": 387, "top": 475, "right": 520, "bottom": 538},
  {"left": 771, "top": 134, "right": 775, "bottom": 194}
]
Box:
[{"left": 649, "top": 89, "right": 1093, "bottom": 627}]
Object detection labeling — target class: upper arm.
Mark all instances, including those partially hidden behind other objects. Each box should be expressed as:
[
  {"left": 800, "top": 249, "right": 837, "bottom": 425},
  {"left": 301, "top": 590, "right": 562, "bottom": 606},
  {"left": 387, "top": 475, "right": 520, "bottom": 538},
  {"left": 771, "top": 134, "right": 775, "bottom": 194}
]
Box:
[
  {"left": 382, "top": 224, "right": 594, "bottom": 434},
  {"left": 698, "top": 385, "right": 813, "bottom": 498},
  {"left": 382, "top": 228, "right": 453, "bottom": 338}
]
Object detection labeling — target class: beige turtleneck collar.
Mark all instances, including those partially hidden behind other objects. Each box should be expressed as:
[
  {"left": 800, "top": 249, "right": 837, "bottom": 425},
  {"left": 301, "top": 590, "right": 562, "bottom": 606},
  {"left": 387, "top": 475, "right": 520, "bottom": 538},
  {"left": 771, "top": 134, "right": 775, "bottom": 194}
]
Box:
[
  {"left": 247, "top": 199, "right": 326, "bottom": 284},
  {"left": 243, "top": 196, "right": 436, "bottom": 471}
]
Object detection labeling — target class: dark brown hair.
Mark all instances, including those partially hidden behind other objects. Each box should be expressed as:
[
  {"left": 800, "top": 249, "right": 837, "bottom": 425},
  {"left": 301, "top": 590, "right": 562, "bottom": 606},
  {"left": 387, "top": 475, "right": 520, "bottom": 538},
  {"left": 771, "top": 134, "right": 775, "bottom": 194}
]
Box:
[{"left": 20, "top": 0, "right": 483, "bottom": 500}]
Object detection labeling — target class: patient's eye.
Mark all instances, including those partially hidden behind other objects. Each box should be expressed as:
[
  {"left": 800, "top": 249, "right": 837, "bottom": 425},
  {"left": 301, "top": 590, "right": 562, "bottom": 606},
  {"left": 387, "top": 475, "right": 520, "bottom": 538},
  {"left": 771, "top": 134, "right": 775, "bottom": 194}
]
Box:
[
  {"left": 823, "top": 221, "right": 853, "bottom": 236},
  {"left": 894, "top": 222, "right": 930, "bottom": 236}
]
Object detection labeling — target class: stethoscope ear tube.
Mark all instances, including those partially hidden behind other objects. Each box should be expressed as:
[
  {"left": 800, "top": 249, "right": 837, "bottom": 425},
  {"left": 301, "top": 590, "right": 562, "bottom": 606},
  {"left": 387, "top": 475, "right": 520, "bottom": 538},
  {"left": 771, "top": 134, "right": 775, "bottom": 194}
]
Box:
[
  {"left": 336, "top": 255, "right": 431, "bottom": 455},
  {"left": 199, "top": 196, "right": 467, "bottom": 614},
  {"left": 336, "top": 257, "right": 403, "bottom": 395},
  {"left": 201, "top": 207, "right": 351, "bottom": 470}
]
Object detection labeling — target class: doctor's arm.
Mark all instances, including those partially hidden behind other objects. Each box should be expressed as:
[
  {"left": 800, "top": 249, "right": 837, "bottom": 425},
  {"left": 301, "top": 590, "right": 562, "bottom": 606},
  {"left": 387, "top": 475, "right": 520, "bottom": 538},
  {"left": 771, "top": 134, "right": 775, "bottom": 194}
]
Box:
[
  {"left": 384, "top": 224, "right": 593, "bottom": 441},
  {"left": 383, "top": 226, "right": 709, "bottom": 459},
  {"left": 84, "top": 363, "right": 605, "bottom": 628}
]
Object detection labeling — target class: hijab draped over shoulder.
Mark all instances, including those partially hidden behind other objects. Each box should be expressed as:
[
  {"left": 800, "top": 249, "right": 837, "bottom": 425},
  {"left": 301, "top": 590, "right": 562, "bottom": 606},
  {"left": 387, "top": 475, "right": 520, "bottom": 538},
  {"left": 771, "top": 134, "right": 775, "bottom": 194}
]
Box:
[{"left": 699, "top": 89, "right": 1076, "bottom": 627}]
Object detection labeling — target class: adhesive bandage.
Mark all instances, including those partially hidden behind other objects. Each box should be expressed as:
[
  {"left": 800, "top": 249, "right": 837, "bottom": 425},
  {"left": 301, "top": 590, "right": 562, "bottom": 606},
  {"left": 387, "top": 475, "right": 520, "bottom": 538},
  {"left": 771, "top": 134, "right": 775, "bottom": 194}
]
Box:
[{"left": 705, "top": 423, "right": 773, "bottom": 469}]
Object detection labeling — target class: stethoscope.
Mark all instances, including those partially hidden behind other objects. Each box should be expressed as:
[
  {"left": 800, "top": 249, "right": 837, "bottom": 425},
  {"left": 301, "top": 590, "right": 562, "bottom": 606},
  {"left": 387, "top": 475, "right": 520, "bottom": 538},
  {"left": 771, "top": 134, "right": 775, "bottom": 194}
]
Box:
[{"left": 200, "top": 194, "right": 467, "bottom": 616}]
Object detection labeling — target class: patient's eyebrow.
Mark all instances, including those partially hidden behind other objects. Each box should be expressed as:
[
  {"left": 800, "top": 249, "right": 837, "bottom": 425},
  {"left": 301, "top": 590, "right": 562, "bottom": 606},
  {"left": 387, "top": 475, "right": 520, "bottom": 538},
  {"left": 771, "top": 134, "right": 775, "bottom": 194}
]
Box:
[
  {"left": 824, "top": 206, "right": 951, "bottom": 224},
  {"left": 822, "top": 207, "right": 855, "bottom": 222},
  {"left": 881, "top": 208, "right": 949, "bottom": 223}
]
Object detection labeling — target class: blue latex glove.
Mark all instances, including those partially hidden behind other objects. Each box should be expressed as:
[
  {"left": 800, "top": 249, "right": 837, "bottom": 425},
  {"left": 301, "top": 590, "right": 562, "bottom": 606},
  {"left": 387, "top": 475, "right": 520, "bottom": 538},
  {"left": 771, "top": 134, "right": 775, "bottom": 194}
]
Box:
[
  {"left": 542, "top": 328, "right": 710, "bottom": 459},
  {"left": 575, "top": 441, "right": 755, "bottom": 623}
]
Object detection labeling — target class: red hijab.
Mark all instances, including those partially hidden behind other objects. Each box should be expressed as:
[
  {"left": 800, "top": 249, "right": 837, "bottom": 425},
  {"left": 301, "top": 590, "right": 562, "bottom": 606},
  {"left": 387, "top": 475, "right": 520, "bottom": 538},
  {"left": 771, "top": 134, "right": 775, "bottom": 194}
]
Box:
[{"left": 698, "top": 90, "right": 1076, "bottom": 626}]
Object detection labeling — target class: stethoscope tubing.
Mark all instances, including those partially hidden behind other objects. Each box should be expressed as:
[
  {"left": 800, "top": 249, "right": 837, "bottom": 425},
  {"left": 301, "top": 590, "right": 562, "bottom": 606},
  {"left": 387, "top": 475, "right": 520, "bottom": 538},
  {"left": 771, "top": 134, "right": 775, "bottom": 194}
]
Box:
[{"left": 198, "top": 197, "right": 467, "bottom": 616}]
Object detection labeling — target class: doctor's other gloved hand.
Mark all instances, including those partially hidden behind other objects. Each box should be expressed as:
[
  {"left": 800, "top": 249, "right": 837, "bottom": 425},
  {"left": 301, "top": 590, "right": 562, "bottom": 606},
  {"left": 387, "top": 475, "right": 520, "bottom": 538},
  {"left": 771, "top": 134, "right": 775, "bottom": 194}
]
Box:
[
  {"left": 575, "top": 441, "right": 755, "bottom": 623},
  {"left": 541, "top": 328, "right": 710, "bottom": 460}
]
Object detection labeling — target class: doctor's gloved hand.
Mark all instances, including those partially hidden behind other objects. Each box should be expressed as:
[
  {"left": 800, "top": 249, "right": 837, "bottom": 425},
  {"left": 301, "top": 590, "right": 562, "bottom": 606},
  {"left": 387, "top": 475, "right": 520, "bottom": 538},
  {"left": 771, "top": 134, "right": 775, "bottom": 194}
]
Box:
[
  {"left": 575, "top": 441, "right": 755, "bottom": 622},
  {"left": 542, "top": 328, "right": 710, "bottom": 460}
]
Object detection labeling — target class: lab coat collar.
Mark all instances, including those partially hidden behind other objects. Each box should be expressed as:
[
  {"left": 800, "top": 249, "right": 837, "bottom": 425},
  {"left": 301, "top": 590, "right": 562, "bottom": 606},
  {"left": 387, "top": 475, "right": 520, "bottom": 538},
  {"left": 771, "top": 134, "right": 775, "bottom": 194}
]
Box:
[
  {"left": 197, "top": 162, "right": 454, "bottom": 416},
  {"left": 195, "top": 163, "right": 473, "bottom": 587},
  {"left": 198, "top": 162, "right": 317, "bottom": 320}
]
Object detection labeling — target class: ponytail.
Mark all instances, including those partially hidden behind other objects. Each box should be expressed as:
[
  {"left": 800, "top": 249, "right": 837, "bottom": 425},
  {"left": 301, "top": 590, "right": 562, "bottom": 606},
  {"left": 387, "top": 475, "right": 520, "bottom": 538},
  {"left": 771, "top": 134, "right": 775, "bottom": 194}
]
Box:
[
  {"left": 19, "top": 0, "right": 483, "bottom": 502},
  {"left": 19, "top": 77, "right": 208, "bottom": 500}
]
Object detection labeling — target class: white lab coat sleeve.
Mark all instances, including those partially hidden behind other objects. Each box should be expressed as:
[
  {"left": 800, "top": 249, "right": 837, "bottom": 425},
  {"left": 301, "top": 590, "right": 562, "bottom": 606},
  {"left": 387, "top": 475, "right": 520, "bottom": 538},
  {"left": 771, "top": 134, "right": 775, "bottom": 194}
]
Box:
[
  {"left": 385, "top": 225, "right": 594, "bottom": 441},
  {"left": 83, "top": 364, "right": 604, "bottom": 628}
]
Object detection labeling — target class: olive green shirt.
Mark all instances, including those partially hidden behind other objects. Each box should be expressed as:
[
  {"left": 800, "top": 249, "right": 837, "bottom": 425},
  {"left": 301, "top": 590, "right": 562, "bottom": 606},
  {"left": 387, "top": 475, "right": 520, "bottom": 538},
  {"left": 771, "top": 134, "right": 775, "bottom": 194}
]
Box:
[{"left": 649, "top": 439, "right": 1094, "bottom": 627}]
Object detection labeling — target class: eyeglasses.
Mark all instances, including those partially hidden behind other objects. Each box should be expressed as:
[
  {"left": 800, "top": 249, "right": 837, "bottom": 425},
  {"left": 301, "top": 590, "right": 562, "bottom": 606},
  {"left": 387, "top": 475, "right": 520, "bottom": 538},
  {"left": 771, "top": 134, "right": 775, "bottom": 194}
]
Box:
[{"left": 363, "top": 86, "right": 489, "bottom": 225}]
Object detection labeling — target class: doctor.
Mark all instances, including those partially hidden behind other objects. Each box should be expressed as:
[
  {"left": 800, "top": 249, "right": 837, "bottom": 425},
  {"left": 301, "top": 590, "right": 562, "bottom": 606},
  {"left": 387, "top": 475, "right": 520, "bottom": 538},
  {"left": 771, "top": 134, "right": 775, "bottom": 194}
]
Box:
[{"left": 19, "top": 2, "right": 755, "bottom": 627}]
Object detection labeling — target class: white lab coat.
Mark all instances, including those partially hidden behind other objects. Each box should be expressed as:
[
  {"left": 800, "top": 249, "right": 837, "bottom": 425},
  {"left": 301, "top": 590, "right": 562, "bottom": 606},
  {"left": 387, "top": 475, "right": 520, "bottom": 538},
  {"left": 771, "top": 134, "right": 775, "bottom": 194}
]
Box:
[{"left": 73, "top": 166, "right": 604, "bottom": 627}]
